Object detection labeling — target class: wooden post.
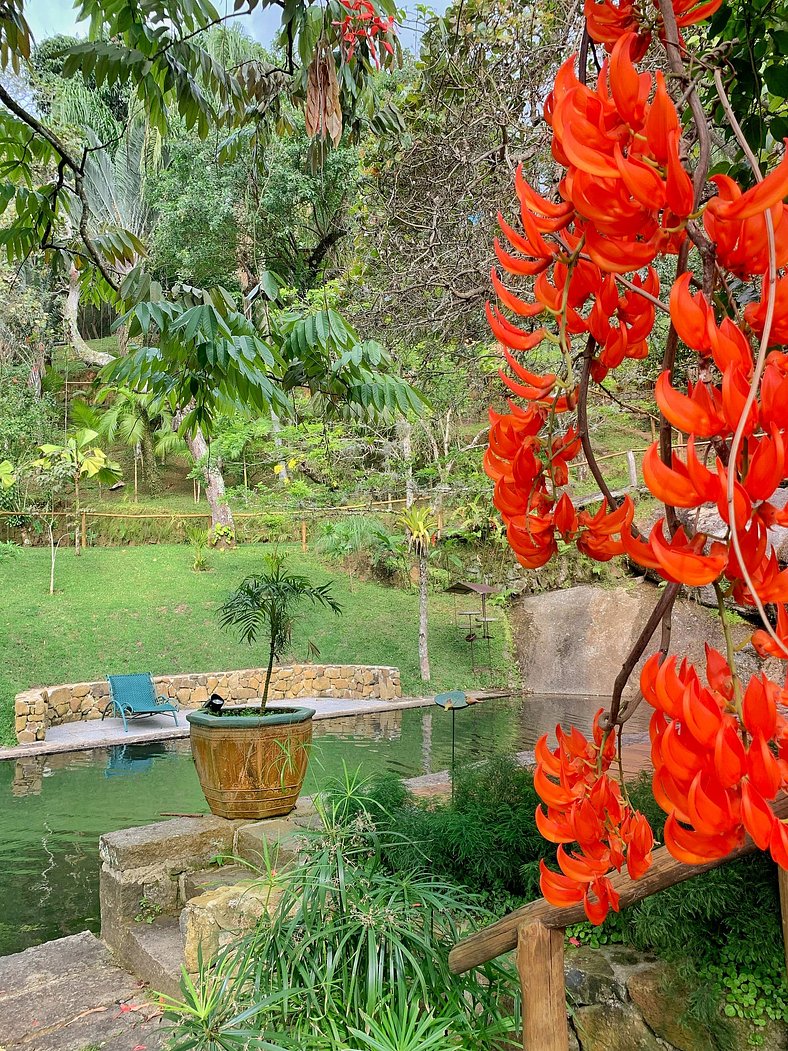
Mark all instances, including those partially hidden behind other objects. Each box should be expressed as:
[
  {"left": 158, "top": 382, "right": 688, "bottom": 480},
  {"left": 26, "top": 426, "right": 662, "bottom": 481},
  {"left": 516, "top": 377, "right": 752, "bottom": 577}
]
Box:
[
  {"left": 301, "top": 520, "right": 307, "bottom": 553},
  {"left": 626, "top": 450, "right": 638, "bottom": 490},
  {"left": 779, "top": 866, "right": 788, "bottom": 980},
  {"left": 518, "top": 921, "right": 568, "bottom": 1051},
  {"left": 81, "top": 511, "right": 87, "bottom": 551}
]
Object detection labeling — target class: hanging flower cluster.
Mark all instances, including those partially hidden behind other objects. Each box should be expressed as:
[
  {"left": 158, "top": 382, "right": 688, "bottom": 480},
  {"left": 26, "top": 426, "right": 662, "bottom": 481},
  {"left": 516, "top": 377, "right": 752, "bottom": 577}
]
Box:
[
  {"left": 536, "top": 713, "right": 654, "bottom": 923},
  {"left": 585, "top": 0, "right": 724, "bottom": 57},
  {"left": 485, "top": 0, "right": 788, "bottom": 921},
  {"left": 641, "top": 648, "right": 788, "bottom": 867},
  {"left": 332, "top": 0, "right": 395, "bottom": 66}
]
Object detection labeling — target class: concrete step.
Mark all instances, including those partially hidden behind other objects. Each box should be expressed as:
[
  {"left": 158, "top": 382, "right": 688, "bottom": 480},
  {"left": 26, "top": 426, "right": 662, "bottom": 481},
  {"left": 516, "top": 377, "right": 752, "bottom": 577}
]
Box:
[
  {"left": 120, "top": 917, "right": 185, "bottom": 1002},
  {"left": 182, "top": 863, "right": 255, "bottom": 902}
]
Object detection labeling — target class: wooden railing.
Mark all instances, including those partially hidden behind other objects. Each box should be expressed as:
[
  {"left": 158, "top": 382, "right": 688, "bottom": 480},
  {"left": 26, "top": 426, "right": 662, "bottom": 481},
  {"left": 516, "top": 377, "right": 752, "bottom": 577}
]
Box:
[{"left": 448, "top": 793, "right": 788, "bottom": 1050}]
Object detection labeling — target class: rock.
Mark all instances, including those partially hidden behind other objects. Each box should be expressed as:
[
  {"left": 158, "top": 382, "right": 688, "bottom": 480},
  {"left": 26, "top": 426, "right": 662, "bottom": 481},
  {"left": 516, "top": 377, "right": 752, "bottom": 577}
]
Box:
[
  {"left": 177, "top": 687, "right": 192, "bottom": 703},
  {"left": 100, "top": 815, "right": 240, "bottom": 871},
  {"left": 564, "top": 946, "right": 624, "bottom": 1005},
  {"left": 46, "top": 686, "right": 70, "bottom": 706},
  {"left": 191, "top": 686, "right": 208, "bottom": 704},
  {"left": 234, "top": 812, "right": 319, "bottom": 869},
  {"left": 72, "top": 683, "right": 91, "bottom": 698},
  {"left": 17, "top": 731, "right": 36, "bottom": 744},
  {"left": 180, "top": 882, "right": 282, "bottom": 971},
  {"left": 573, "top": 1002, "right": 664, "bottom": 1050},
  {"left": 728, "top": 1018, "right": 788, "bottom": 1051},
  {"left": 627, "top": 964, "right": 716, "bottom": 1051},
  {"left": 510, "top": 582, "right": 755, "bottom": 697},
  {"left": 100, "top": 861, "right": 178, "bottom": 937}
]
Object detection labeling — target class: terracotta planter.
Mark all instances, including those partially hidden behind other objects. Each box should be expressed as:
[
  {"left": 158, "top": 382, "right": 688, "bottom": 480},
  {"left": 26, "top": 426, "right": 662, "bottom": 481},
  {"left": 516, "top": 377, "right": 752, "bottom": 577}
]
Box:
[{"left": 186, "top": 705, "right": 315, "bottom": 819}]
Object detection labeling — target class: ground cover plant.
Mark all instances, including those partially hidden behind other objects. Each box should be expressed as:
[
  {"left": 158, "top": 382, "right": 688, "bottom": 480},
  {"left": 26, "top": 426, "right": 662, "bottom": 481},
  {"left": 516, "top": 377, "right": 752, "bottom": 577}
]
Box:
[{"left": 0, "top": 543, "right": 508, "bottom": 744}]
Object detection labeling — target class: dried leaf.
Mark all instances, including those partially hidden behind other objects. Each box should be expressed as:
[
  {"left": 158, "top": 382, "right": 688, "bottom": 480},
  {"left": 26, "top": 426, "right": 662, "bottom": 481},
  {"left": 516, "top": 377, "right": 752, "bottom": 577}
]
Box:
[{"left": 305, "top": 39, "right": 342, "bottom": 148}]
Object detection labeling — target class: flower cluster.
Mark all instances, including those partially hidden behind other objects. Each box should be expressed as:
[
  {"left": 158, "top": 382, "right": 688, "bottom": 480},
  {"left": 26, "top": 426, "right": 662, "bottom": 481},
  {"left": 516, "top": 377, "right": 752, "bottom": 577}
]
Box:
[
  {"left": 332, "top": 0, "right": 395, "bottom": 66},
  {"left": 485, "top": 0, "right": 788, "bottom": 920},
  {"left": 585, "top": 0, "right": 724, "bottom": 57},
  {"left": 536, "top": 712, "right": 654, "bottom": 923},
  {"left": 642, "top": 649, "right": 788, "bottom": 867}
]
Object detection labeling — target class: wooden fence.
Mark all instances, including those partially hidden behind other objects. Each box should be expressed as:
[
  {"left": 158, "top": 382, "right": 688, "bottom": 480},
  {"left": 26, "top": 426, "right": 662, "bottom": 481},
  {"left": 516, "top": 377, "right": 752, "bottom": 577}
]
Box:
[{"left": 448, "top": 793, "right": 788, "bottom": 1049}]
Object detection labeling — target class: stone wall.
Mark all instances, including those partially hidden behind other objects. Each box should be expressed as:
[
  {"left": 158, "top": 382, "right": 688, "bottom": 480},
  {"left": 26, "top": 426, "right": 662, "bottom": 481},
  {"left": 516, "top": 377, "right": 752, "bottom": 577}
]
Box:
[
  {"left": 13, "top": 663, "right": 401, "bottom": 743},
  {"left": 566, "top": 944, "right": 786, "bottom": 1051}
]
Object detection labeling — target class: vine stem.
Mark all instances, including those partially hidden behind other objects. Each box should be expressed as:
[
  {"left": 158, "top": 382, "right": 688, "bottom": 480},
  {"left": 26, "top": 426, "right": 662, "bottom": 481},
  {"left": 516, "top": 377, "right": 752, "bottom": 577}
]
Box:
[{"left": 713, "top": 68, "right": 788, "bottom": 660}]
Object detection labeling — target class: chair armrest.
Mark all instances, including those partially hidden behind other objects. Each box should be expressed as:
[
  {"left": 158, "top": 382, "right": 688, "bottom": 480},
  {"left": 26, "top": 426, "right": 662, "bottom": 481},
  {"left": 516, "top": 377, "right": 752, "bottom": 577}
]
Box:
[{"left": 155, "top": 694, "right": 173, "bottom": 707}]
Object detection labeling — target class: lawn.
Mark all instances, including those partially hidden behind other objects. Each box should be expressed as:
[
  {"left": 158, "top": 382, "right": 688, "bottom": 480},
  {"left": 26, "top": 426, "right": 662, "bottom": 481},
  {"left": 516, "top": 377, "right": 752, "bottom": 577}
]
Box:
[{"left": 0, "top": 543, "right": 511, "bottom": 744}]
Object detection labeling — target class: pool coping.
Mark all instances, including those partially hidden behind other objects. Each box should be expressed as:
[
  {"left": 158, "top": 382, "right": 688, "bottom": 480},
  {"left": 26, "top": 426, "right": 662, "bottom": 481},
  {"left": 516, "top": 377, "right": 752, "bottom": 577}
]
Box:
[{"left": 0, "top": 696, "right": 436, "bottom": 761}]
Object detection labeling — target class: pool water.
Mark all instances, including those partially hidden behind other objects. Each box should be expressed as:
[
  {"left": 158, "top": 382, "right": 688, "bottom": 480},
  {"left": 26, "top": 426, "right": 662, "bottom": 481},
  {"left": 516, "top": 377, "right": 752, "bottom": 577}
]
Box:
[{"left": 0, "top": 695, "right": 649, "bottom": 957}]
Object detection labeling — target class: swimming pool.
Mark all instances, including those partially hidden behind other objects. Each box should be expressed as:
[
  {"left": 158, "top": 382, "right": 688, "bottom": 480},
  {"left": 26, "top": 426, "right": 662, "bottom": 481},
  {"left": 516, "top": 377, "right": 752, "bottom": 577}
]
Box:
[{"left": 0, "top": 694, "right": 648, "bottom": 957}]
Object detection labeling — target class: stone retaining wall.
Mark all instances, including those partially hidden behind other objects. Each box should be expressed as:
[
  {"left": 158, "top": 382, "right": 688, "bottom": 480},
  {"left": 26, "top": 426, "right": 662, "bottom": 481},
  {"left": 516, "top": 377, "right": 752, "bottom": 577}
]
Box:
[{"left": 13, "top": 663, "right": 401, "bottom": 743}]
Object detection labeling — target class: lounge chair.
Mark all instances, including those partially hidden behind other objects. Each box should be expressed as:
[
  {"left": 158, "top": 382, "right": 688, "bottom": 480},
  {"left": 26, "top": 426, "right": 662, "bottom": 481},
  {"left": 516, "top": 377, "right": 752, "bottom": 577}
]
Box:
[{"left": 102, "top": 673, "right": 179, "bottom": 732}]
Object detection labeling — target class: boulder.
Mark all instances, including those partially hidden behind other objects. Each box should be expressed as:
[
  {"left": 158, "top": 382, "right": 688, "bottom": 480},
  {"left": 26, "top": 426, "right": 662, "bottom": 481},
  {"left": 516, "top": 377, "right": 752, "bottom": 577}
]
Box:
[
  {"left": 180, "top": 882, "right": 282, "bottom": 971},
  {"left": 573, "top": 1002, "right": 664, "bottom": 1050},
  {"left": 627, "top": 964, "right": 716, "bottom": 1051},
  {"left": 100, "top": 815, "right": 240, "bottom": 871},
  {"left": 510, "top": 581, "right": 758, "bottom": 697}
]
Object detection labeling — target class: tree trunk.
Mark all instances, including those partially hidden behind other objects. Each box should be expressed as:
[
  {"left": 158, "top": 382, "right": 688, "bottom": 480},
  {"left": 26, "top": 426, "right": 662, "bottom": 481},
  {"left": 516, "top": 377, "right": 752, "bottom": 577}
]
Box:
[
  {"left": 262, "top": 643, "right": 276, "bottom": 710},
  {"left": 399, "top": 418, "right": 415, "bottom": 508},
  {"left": 115, "top": 321, "right": 129, "bottom": 356},
  {"left": 64, "top": 264, "right": 114, "bottom": 367},
  {"left": 174, "top": 411, "right": 235, "bottom": 539},
  {"left": 418, "top": 552, "right": 430, "bottom": 681},
  {"left": 141, "top": 422, "right": 162, "bottom": 495},
  {"left": 74, "top": 475, "right": 81, "bottom": 557},
  {"left": 48, "top": 522, "right": 56, "bottom": 595},
  {"left": 271, "top": 412, "right": 289, "bottom": 483}
]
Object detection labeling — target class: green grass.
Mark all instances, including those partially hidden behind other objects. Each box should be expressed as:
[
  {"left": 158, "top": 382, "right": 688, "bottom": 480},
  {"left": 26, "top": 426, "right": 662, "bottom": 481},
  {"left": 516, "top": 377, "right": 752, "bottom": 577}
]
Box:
[{"left": 0, "top": 543, "right": 510, "bottom": 745}]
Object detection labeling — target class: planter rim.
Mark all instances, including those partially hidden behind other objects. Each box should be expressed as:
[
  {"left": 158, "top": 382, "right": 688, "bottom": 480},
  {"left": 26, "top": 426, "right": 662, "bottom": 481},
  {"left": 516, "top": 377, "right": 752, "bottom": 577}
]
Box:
[{"left": 186, "top": 705, "right": 316, "bottom": 729}]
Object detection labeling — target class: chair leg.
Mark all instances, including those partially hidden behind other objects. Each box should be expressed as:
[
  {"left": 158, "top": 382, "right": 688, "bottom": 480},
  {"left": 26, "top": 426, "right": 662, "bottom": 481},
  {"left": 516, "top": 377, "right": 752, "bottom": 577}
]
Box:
[{"left": 120, "top": 707, "right": 128, "bottom": 733}]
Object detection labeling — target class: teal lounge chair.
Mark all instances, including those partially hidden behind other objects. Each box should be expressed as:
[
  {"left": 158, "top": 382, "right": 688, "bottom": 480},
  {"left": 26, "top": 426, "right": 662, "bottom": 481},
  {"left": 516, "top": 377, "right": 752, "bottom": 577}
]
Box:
[{"left": 103, "top": 673, "right": 179, "bottom": 732}]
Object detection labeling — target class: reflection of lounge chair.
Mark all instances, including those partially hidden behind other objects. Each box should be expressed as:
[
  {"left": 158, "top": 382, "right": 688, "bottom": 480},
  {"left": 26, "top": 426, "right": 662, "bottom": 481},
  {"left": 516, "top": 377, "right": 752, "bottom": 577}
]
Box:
[
  {"left": 102, "top": 674, "right": 179, "bottom": 732},
  {"left": 105, "top": 745, "right": 154, "bottom": 778}
]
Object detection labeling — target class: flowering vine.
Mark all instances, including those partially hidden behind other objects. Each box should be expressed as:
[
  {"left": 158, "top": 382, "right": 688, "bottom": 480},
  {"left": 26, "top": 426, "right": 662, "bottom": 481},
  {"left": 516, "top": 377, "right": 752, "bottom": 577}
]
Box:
[{"left": 485, "top": 0, "right": 788, "bottom": 922}]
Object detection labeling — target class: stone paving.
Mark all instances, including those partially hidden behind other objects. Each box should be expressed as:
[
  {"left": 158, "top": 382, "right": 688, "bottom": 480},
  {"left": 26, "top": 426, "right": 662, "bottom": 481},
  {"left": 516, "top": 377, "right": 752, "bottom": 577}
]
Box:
[
  {"left": 0, "top": 931, "right": 166, "bottom": 1050},
  {"left": 0, "top": 696, "right": 434, "bottom": 761}
]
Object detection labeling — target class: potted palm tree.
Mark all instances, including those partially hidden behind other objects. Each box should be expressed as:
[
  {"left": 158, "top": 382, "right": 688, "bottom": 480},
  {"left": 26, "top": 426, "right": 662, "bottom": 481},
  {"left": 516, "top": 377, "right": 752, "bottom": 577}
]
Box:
[{"left": 187, "top": 553, "right": 342, "bottom": 819}]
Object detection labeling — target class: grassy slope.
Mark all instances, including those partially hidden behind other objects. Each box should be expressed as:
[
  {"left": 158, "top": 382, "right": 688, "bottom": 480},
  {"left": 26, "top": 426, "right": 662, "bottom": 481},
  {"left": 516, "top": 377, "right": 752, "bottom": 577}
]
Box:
[{"left": 0, "top": 543, "right": 509, "bottom": 744}]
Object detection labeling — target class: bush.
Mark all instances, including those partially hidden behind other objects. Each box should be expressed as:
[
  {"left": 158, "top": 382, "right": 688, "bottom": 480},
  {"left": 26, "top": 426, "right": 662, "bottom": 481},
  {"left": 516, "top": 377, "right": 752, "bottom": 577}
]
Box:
[
  {"left": 332, "top": 756, "right": 554, "bottom": 913},
  {"left": 163, "top": 780, "right": 519, "bottom": 1050},
  {"left": 316, "top": 516, "right": 402, "bottom": 580}
]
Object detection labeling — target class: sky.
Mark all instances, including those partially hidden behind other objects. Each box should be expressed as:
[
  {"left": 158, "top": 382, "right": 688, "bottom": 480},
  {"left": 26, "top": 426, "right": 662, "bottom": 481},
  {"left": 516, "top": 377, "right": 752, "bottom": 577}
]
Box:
[{"left": 24, "top": 0, "right": 446, "bottom": 54}]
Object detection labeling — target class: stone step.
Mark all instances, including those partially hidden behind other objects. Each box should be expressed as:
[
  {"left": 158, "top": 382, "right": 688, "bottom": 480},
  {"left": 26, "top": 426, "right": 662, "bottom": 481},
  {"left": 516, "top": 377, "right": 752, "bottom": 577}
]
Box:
[
  {"left": 119, "top": 916, "right": 186, "bottom": 1002},
  {"left": 181, "top": 863, "right": 256, "bottom": 901},
  {"left": 0, "top": 931, "right": 165, "bottom": 1049}
]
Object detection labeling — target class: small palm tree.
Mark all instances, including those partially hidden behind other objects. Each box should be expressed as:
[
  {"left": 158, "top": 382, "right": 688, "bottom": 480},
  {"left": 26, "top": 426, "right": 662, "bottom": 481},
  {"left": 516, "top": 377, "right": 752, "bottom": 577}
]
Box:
[
  {"left": 218, "top": 554, "right": 342, "bottom": 709},
  {"left": 400, "top": 506, "right": 436, "bottom": 683}
]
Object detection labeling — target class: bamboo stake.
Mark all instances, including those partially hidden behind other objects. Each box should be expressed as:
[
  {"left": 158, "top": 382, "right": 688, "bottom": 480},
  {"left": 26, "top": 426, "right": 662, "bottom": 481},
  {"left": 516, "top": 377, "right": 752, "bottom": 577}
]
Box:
[
  {"left": 779, "top": 866, "right": 788, "bottom": 981},
  {"left": 81, "top": 511, "right": 87, "bottom": 550},
  {"left": 301, "top": 520, "right": 307, "bottom": 552},
  {"left": 518, "top": 922, "right": 568, "bottom": 1051}
]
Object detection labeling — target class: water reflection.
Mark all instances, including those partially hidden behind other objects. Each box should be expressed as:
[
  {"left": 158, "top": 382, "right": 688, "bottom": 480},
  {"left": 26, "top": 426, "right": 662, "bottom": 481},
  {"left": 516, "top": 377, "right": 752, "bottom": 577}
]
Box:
[{"left": 0, "top": 693, "right": 629, "bottom": 956}]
